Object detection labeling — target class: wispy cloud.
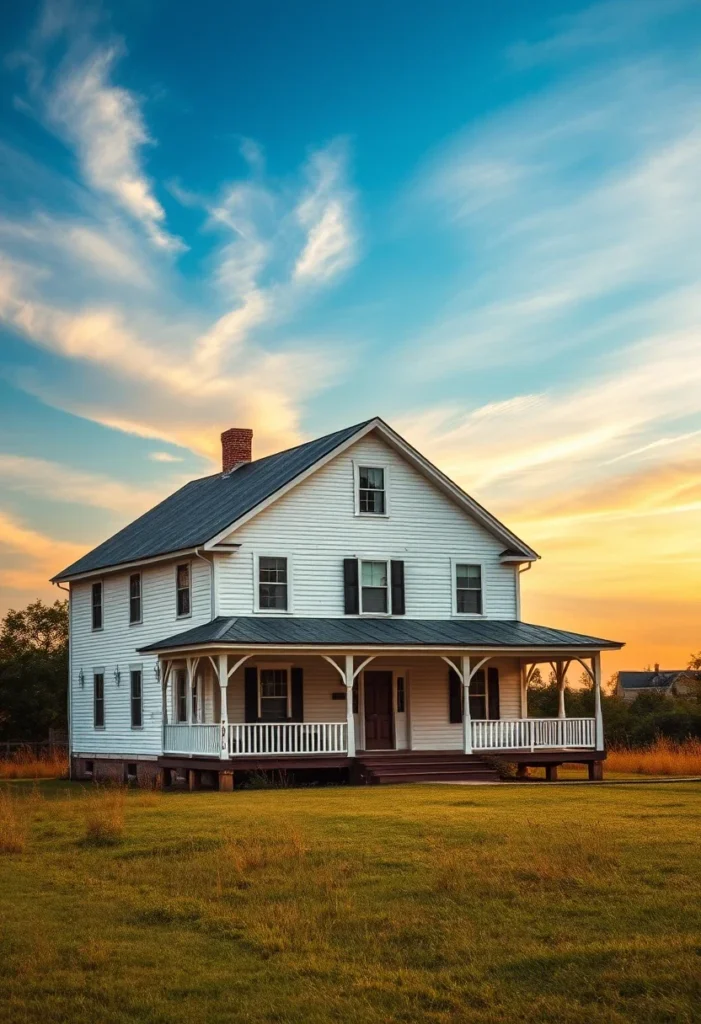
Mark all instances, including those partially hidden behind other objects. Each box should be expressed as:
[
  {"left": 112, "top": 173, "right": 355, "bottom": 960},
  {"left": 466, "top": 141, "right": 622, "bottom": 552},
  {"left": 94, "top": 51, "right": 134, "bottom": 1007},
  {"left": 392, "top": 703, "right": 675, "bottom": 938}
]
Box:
[
  {"left": 507, "top": 0, "right": 694, "bottom": 68},
  {"left": 0, "top": 510, "right": 83, "bottom": 593},
  {"left": 0, "top": 453, "right": 173, "bottom": 515},
  {"left": 0, "top": 4, "right": 360, "bottom": 461}
]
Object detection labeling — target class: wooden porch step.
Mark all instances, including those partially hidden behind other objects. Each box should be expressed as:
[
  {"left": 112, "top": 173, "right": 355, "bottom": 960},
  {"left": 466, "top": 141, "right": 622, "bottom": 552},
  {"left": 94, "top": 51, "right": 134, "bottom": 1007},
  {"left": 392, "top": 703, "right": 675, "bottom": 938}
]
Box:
[{"left": 355, "top": 751, "right": 500, "bottom": 785}]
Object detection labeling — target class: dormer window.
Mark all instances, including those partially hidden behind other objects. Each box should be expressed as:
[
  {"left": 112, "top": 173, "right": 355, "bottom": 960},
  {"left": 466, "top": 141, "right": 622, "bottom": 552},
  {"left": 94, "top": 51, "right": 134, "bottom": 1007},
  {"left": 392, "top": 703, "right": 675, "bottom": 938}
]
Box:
[{"left": 355, "top": 464, "right": 387, "bottom": 516}]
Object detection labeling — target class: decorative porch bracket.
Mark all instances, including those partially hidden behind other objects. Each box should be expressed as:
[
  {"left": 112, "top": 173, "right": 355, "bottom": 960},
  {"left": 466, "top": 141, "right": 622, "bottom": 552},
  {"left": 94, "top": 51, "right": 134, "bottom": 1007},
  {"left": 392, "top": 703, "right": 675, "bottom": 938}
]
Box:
[
  {"left": 322, "top": 653, "right": 374, "bottom": 758},
  {"left": 216, "top": 653, "right": 252, "bottom": 760},
  {"left": 440, "top": 654, "right": 494, "bottom": 755}
]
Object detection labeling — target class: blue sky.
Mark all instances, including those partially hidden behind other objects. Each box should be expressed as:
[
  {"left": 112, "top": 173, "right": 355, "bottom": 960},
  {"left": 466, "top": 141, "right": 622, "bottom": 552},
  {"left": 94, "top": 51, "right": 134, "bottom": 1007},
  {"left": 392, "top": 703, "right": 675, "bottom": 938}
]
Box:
[{"left": 1, "top": 0, "right": 701, "bottom": 669}]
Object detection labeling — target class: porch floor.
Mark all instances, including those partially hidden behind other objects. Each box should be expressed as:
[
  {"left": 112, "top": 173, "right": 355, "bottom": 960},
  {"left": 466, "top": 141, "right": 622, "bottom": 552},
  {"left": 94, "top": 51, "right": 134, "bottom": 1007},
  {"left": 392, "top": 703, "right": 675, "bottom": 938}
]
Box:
[{"left": 158, "top": 748, "right": 606, "bottom": 785}]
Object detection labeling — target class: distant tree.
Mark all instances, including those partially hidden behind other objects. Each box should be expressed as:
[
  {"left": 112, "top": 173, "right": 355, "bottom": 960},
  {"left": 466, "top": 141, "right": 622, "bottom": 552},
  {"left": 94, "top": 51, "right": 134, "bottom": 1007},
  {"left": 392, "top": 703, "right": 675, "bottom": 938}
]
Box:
[{"left": 0, "top": 599, "right": 68, "bottom": 741}]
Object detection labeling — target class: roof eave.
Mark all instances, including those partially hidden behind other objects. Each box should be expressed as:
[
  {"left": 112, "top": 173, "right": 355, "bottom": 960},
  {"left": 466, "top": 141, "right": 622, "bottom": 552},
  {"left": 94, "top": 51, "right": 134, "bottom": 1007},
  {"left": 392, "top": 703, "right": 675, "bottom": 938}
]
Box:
[{"left": 51, "top": 545, "right": 202, "bottom": 584}]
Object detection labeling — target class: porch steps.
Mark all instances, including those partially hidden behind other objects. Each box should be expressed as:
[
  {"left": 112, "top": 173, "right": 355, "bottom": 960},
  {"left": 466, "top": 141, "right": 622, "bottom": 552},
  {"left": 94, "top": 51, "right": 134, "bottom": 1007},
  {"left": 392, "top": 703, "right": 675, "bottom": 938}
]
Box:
[{"left": 355, "top": 750, "right": 500, "bottom": 785}]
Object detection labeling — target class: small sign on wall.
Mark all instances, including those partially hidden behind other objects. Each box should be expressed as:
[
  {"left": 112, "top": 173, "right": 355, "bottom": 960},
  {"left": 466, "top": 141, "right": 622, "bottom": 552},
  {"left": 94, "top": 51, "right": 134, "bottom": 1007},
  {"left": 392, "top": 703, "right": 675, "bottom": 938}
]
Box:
[{"left": 331, "top": 692, "right": 347, "bottom": 700}]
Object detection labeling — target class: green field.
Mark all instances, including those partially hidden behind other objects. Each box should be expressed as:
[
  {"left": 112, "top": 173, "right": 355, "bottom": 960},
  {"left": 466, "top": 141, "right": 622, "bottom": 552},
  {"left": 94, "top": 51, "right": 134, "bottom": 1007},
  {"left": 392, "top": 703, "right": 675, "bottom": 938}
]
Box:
[{"left": 2, "top": 780, "right": 701, "bottom": 1024}]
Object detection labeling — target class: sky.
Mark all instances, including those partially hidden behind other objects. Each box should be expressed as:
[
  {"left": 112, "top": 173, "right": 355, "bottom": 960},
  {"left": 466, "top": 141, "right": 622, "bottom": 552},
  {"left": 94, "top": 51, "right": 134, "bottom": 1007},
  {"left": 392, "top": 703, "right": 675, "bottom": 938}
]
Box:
[{"left": 1, "top": 0, "right": 700, "bottom": 677}]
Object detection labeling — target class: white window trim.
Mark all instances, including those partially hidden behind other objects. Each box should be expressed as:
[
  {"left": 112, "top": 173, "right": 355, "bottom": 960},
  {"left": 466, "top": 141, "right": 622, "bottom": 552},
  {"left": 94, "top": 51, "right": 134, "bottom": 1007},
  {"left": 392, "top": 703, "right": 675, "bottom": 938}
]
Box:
[
  {"left": 256, "top": 663, "right": 292, "bottom": 720},
  {"left": 175, "top": 561, "right": 192, "bottom": 620},
  {"left": 450, "top": 558, "right": 487, "bottom": 618},
  {"left": 353, "top": 461, "right": 390, "bottom": 518},
  {"left": 358, "top": 557, "right": 392, "bottom": 617},
  {"left": 253, "top": 553, "right": 294, "bottom": 614},
  {"left": 93, "top": 666, "right": 106, "bottom": 730},
  {"left": 91, "top": 579, "right": 104, "bottom": 632},
  {"left": 129, "top": 663, "right": 144, "bottom": 730},
  {"left": 128, "top": 572, "right": 143, "bottom": 626}
]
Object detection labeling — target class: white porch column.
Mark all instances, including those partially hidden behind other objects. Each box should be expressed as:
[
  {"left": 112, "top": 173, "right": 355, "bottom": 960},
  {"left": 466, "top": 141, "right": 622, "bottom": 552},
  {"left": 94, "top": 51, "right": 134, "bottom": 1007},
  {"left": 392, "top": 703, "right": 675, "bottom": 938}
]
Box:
[
  {"left": 218, "top": 653, "right": 229, "bottom": 760},
  {"left": 520, "top": 662, "right": 528, "bottom": 718},
  {"left": 186, "top": 658, "right": 193, "bottom": 726},
  {"left": 557, "top": 662, "right": 566, "bottom": 720},
  {"left": 344, "top": 654, "right": 356, "bottom": 757},
  {"left": 593, "top": 652, "right": 604, "bottom": 751},
  {"left": 461, "top": 654, "right": 472, "bottom": 755}
]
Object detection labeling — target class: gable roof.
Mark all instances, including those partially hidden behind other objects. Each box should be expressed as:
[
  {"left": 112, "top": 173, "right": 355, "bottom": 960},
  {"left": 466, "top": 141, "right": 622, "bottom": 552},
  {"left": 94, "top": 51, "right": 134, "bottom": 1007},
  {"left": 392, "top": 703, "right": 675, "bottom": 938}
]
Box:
[
  {"left": 618, "top": 670, "right": 701, "bottom": 690},
  {"left": 140, "top": 616, "right": 623, "bottom": 653},
  {"left": 52, "top": 416, "right": 538, "bottom": 582}
]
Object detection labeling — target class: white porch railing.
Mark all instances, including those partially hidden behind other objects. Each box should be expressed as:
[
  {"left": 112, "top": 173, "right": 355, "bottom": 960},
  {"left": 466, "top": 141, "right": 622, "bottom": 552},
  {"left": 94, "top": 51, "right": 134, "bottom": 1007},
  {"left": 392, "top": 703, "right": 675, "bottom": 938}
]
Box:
[
  {"left": 164, "top": 723, "right": 221, "bottom": 756},
  {"left": 228, "top": 722, "right": 347, "bottom": 756},
  {"left": 470, "top": 717, "right": 596, "bottom": 751}
]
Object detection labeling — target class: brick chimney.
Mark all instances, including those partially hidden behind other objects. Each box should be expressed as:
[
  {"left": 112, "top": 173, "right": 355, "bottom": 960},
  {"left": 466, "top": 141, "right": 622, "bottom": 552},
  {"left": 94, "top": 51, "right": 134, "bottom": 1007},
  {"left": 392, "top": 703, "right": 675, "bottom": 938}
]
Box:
[{"left": 221, "top": 427, "right": 253, "bottom": 474}]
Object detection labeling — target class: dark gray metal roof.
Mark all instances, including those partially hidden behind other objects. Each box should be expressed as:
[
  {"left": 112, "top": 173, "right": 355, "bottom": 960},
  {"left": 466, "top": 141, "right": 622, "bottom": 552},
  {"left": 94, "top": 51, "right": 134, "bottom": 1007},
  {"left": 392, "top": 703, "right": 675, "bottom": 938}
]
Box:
[
  {"left": 618, "top": 670, "right": 700, "bottom": 690},
  {"left": 141, "top": 617, "right": 624, "bottom": 652},
  {"left": 53, "top": 421, "right": 371, "bottom": 581}
]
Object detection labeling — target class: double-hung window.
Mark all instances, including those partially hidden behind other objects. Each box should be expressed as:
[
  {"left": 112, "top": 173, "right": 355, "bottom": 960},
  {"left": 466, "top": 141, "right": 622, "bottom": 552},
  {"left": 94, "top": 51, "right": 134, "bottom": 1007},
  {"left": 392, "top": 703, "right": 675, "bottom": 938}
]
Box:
[
  {"left": 455, "top": 563, "right": 483, "bottom": 615},
  {"left": 130, "top": 669, "right": 143, "bottom": 728},
  {"left": 357, "top": 466, "right": 386, "bottom": 515},
  {"left": 259, "top": 668, "right": 289, "bottom": 722},
  {"left": 91, "top": 582, "right": 103, "bottom": 631},
  {"left": 258, "top": 557, "right": 288, "bottom": 610},
  {"left": 176, "top": 670, "right": 187, "bottom": 723},
  {"left": 94, "top": 671, "right": 105, "bottom": 728},
  {"left": 469, "top": 670, "right": 487, "bottom": 720},
  {"left": 360, "top": 560, "right": 388, "bottom": 613},
  {"left": 176, "top": 564, "right": 191, "bottom": 617},
  {"left": 129, "top": 573, "right": 142, "bottom": 624}
]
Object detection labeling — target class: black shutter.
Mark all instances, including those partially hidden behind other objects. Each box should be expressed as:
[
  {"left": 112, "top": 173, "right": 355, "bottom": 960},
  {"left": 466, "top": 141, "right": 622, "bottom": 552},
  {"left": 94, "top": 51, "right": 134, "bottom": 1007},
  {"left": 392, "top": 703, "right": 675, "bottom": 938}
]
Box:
[
  {"left": 390, "top": 560, "right": 405, "bottom": 615},
  {"left": 244, "top": 666, "right": 259, "bottom": 723},
  {"left": 344, "top": 558, "right": 359, "bottom": 614},
  {"left": 291, "top": 667, "right": 304, "bottom": 722},
  {"left": 448, "top": 668, "right": 462, "bottom": 724},
  {"left": 488, "top": 667, "right": 500, "bottom": 720}
]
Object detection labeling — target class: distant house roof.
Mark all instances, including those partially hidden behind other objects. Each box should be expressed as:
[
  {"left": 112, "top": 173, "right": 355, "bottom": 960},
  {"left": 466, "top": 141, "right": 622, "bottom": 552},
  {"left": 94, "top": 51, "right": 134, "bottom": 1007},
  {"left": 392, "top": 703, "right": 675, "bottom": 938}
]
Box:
[
  {"left": 140, "top": 617, "right": 624, "bottom": 653},
  {"left": 618, "top": 670, "right": 701, "bottom": 690},
  {"left": 52, "top": 417, "right": 539, "bottom": 582}
]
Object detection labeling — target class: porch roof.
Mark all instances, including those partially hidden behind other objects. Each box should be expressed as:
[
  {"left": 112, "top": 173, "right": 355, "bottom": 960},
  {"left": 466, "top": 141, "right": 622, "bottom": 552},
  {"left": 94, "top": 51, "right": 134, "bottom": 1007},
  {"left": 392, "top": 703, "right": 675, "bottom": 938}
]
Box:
[{"left": 140, "top": 616, "right": 623, "bottom": 653}]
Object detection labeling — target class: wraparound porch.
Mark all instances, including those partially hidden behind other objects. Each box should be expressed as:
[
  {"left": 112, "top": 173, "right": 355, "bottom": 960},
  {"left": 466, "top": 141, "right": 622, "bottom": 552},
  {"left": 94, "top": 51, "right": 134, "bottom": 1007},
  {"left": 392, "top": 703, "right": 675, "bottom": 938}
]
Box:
[{"left": 152, "top": 646, "right": 605, "bottom": 767}]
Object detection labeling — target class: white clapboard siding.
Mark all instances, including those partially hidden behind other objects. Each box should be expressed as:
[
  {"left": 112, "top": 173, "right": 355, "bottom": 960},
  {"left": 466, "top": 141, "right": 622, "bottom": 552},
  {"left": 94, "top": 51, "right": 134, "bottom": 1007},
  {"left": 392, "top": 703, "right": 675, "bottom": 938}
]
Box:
[
  {"left": 226, "top": 656, "right": 349, "bottom": 724},
  {"left": 408, "top": 657, "right": 522, "bottom": 751},
  {"left": 70, "top": 558, "right": 212, "bottom": 756},
  {"left": 216, "top": 434, "right": 518, "bottom": 619}
]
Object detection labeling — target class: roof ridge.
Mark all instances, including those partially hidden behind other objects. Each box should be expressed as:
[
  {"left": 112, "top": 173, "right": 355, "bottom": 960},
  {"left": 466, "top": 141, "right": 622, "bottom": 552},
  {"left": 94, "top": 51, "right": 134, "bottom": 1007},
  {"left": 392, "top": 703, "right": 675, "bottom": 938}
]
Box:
[{"left": 213, "top": 616, "right": 238, "bottom": 639}]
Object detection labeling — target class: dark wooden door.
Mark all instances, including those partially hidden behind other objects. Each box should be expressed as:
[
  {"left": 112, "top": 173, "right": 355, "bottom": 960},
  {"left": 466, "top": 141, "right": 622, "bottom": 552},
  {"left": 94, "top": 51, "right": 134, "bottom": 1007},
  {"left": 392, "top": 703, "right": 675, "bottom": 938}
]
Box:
[{"left": 364, "top": 671, "right": 394, "bottom": 749}]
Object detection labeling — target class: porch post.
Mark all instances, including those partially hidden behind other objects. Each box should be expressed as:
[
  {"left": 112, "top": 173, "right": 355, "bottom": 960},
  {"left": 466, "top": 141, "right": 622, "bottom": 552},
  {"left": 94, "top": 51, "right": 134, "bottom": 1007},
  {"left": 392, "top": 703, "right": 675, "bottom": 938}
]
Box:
[
  {"left": 461, "top": 654, "right": 472, "bottom": 755},
  {"left": 218, "top": 653, "right": 229, "bottom": 760},
  {"left": 593, "top": 652, "right": 604, "bottom": 750},
  {"left": 160, "top": 660, "right": 168, "bottom": 753},
  {"left": 557, "top": 662, "right": 566, "bottom": 720},
  {"left": 520, "top": 661, "right": 528, "bottom": 718},
  {"left": 186, "top": 658, "right": 193, "bottom": 726},
  {"left": 344, "top": 654, "right": 356, "bottom": 757}
]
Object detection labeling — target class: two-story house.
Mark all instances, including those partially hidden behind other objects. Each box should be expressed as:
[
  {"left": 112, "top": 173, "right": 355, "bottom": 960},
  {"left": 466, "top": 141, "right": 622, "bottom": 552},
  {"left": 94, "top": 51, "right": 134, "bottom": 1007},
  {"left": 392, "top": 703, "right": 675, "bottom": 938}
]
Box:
[{"left": 52, "top": 418, "right": 622, "bottom": 788}]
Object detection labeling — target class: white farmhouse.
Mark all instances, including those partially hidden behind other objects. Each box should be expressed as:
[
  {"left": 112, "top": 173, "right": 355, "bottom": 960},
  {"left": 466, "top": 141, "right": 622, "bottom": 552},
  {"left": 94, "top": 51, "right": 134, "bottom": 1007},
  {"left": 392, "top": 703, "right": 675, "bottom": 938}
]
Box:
[{"left": 53, "top": 418, "right": 622, "bottom": 787}]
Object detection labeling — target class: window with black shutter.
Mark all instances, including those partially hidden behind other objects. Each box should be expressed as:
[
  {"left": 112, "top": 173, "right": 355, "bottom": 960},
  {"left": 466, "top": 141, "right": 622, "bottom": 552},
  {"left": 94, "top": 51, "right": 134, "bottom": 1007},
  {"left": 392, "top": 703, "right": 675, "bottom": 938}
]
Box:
[
  {"left": 94, "top": 671, "right": 105, "bottom": 728},
  {"left": 130, "top": 669, "right": 143, "bottom": 728}
]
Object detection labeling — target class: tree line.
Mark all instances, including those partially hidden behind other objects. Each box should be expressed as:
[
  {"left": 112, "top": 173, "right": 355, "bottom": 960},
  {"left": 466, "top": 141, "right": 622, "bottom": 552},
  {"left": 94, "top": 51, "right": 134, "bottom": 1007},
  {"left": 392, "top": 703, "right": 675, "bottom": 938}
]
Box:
[{"left": 0, "top": 599, "right": 68, "bottom": 741}]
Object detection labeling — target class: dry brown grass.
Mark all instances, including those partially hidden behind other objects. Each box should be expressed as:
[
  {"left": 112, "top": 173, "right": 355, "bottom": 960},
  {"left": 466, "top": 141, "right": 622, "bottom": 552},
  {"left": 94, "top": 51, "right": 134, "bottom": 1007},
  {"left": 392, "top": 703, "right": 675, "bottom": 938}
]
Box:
[
  {"left": 82, "top": 786, "right": 126, "bottom": 846},
  {"left": 0, "top": 787, "right": 43, "bottom": 854},
  {"left": 607, "top": 736, "right": 701, "bottom": 776},
  {"left": 0, "top": 748, "right": 68, "bottom": 780}
]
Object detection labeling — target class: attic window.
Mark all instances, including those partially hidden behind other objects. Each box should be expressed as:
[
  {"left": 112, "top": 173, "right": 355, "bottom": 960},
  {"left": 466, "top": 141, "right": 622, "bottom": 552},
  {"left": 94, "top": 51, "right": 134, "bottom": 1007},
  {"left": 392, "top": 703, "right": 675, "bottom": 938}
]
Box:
[{"left": 356, "top": 464, "right": 387, "bottom": 515}]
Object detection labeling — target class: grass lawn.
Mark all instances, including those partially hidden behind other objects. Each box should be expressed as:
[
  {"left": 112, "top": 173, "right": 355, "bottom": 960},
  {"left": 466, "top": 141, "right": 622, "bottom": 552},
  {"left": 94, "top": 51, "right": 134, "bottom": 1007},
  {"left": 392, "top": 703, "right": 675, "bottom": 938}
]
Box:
[{"left": 2, "top": 781, "right": 701, "bottom": 1023}]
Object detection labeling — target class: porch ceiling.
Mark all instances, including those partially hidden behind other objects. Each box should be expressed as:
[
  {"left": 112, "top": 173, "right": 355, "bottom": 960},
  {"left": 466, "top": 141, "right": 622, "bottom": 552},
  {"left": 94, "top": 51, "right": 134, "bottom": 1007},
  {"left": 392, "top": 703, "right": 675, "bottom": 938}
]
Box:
[{"left": 139, "top": 616, "right": 623, "bottom": 655}]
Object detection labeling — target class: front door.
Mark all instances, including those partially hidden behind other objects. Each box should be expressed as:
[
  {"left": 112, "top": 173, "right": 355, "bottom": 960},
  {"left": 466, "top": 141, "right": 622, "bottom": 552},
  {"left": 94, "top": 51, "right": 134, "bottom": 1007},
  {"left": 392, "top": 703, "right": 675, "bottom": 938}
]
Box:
[{"left": 364, "top": 671, "right": 394, "bottom": 750}]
